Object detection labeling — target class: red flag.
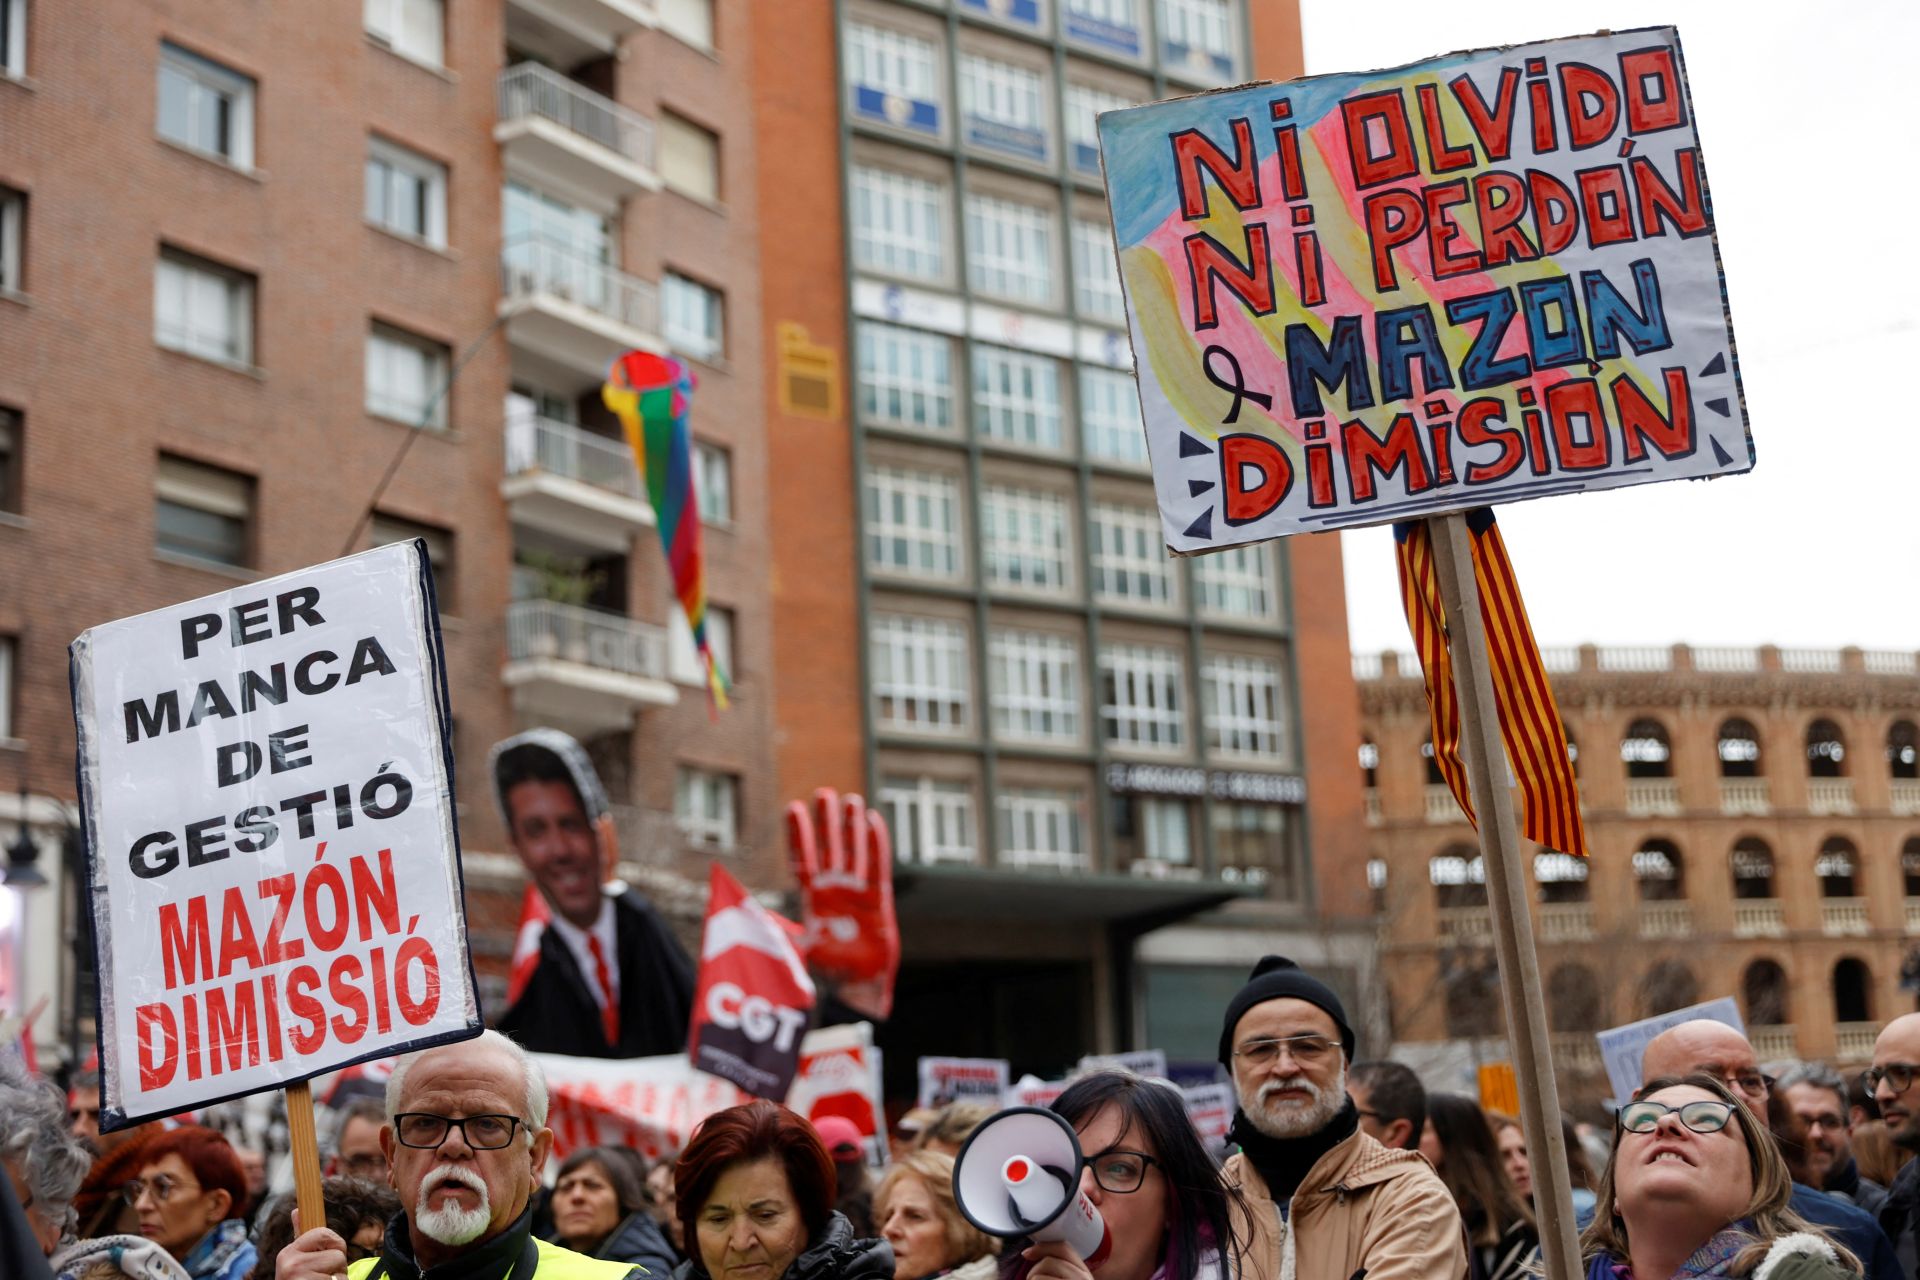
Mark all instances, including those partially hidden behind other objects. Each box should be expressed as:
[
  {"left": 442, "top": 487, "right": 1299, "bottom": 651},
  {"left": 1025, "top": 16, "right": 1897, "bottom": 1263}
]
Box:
[
  {"left": 1394, "top": 510, "right": 1587, "bottom": 859},
  {"left": 689, "top": 865, "right": 816, "bottom": 1100},
  {"left": 505, "top": 882, "right": 551, "bottom": 1008}
]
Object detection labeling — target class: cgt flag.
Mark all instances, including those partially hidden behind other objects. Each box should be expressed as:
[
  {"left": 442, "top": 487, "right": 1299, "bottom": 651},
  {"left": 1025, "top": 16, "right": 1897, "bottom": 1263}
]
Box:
[{"left": 689, "top": 864, "right": 815, "bottom": 1100}]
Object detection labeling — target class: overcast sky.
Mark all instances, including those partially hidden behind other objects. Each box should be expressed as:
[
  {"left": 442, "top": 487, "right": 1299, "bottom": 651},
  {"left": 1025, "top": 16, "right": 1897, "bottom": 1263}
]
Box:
[{"left": 1298, "top": 0, "right": 1920, "bottom": 656}]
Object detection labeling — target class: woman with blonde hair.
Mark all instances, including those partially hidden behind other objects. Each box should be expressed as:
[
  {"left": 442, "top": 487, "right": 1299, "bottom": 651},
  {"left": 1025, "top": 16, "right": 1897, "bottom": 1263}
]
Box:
[
  {"left": 872, "top": 1151, "right": 996, "bottom": 1280},
  {"left": 1582, "top": 1074, "right": 1860, "bottom": 1278}
]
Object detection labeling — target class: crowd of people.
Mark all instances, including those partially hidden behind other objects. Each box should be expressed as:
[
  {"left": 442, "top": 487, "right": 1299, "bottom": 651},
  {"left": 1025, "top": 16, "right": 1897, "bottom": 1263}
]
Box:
[{"left": 11, "top": 957, "right": 1920, "bottom": 1280}]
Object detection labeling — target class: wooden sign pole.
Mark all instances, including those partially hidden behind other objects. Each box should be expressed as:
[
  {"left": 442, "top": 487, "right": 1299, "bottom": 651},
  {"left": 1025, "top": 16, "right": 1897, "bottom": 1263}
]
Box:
[
  {"left": 1426, "top": 512, "right": 1581, "bottom": 1280},
  {"left": 285, "top": 1081, "right": 328, "bottom": 1236}
]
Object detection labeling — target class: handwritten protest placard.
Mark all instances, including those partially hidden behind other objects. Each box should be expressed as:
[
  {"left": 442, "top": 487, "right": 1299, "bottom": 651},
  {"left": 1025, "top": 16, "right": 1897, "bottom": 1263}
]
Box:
[
  {"left": 1595, "top": 995, "right": 1743, "bottom": 1104},
  {"left": 1097, "top": 27, "right": 1750, "bottom": 550},
  {"left": 918, "top": 1056, "right": 1010, "bottom": 1109},
  {"left": 70, "top": 542, "right": 478, "bottom": 1128}
]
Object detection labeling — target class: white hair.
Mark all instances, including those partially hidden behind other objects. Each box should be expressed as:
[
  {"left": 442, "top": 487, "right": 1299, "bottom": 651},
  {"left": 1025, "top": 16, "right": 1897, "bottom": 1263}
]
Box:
[{"left": 386, "top": 1031, "right": 548, "bottom": 1140}]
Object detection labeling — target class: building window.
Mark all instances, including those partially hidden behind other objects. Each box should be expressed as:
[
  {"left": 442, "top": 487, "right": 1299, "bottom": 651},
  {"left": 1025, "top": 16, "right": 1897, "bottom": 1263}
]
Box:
[
  {"left": 845, "top": 22, "right": 943, "bottom": 136},
  {"left": 966, "top": 192, "right": 1055, "bottom": 305},
  {"left": 850, "top": 166, "right": 947, "bottom": 282},
  {"left": 1807, "top": 718, "right": 1848, "bottom": 778},
  {"left": 1090, "top": 502, "right": 1177, "bottom": 608},
  {"left": 1535, "top": 851, "right": 1590, "bottom": 904},
  {"left": 1195, "top": 543, "right": 1278, "bottom": 621},
  {"left": 958, "top": 53, "right": 1051, "bottom": 162},
  {"left": 365, "top": 137, "right": 447, "bottom": 246},
  {"left": 0, "top": 186, "right": 21, "bottom": 293},
  {"left": 1157, "top": 0, "right": 1237, "bottom": 82},
  {"left": 1071, "top": 219, "right": 1126, "bottom": 324},
  {"left": 1621, "top": 718, "right": 1673, "bottom": 778},
  {"left": 670, "top": 605, "right": 735, "bottom": 685},
  {"left": 973, "top": 346, "right": 1062, "bottom": 449},
  {"left": 1113, "top": 795, "right": 1192, "bottom": 872},
  {"left": 0, "top": 407, "right": 17, "bottom": 514},
  {"left": 1716, "top": 717, "right": 1763, "bottom": 777},
  {"left": 980, "top": 485, "right": 1070, "bottom": 594},
  {"left": 155, "top": 454, "right": 252, "bottom": 568},
  {"left": 1081, "top": 366, "right": 1146, "bottom": 466},
  {"left": 1, "top": 0, "right": 24, "bottom": 77},
  {"left": 1633, "top": 838, "right": 1686, "bottom": 900},
  {"left": 865, "top": 465, "right": 963, "bottom": 581},
  {"left": 664, "top": 272, "right": 725, "bottom": 362},
  {"left": 1064, "top": 0, "right": 1142, "bottom": 59},
  {"left": 1099, "top": 644, "right": 1184, "bottom": 750},
  {"left": 366, "top": 323, "right": 449, "bottom": 427},
  {"left": 154, "top": 249, "right": 254, "bottom": 366},
  {"left": 368, "top": 513, "right": 455, "bottom": 609},
  {"left": 659, "top": 112, "right": 721, "bottom": 203},
  {"left": 1214, "top": 802, "right": 1293, "bottom": 891},
  {"left": 1202, "top": 654, "right": 1287, "bottom": 760},
  {"left": 1891, "top": 721, "right": 1920, "bottom": 780},
  {"left": 364, "top": 0, "right": 444, "bottom": 66},
  {"left": 1064, "top": 82, "right": 1135, "bottom": 175},
  {"left": 675, "top": 768, "right": 738, "bottom": 849},
  {"left": 990, "top": 629, "right": 1080, "bottom": 744},
  {"left": 157, "top": 42, "right": 255, "bottom": 167},
  {"left": 504, "top": 181, "right": 614, "bottom": 262},
  {"left": 1817, "top": 837, "right": 1859, "bottom": 897},
  {"left": 996, "top": 788, "right": 1087, "bottom": 871},
  {"left": 882, "top": 777, "right": 977, "bottom": 866},
  {"left": 1731, "top": 837, "right": 1775, "bottom": 899},
  {"left": 872, "top": 615, "right": 970, "bottom": 735},
  {"left": 693, "top": 440, "right": 732, "bottom": 526},
  {"left": 858, "top": 322, "right": 955, "bottom": 432},
  {"left": 657, "top": 0, "right": 714, "bottom": 50}
]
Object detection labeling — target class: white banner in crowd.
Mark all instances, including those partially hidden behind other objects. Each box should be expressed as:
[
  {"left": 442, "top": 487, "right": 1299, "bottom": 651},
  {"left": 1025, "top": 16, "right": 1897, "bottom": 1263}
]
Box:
[
  {"left": 1594, "top": 996, "right": 1744, "bottom": 1103},
  {"left": 1182, "top": 1082, "right": 1235, "bottom": 1145},
  {"left": 70, "top": 542, "right": 479, "bottom": 1127},
  {"left": 917, "top": 1056, "right": 1010, "bottom": 1109},
  {"left": 1078, "top": 1048, "right": 1169, "bottom": 1079}
]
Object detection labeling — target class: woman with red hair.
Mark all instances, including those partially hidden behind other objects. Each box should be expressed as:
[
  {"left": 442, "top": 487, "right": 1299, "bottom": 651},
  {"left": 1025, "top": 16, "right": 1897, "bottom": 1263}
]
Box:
[
  {"left": 672, "top": 1101, "right": 892, "bottom": 1280},
  {"left": 126, "top": 1126, "right": 255, "bottom": 1280}
]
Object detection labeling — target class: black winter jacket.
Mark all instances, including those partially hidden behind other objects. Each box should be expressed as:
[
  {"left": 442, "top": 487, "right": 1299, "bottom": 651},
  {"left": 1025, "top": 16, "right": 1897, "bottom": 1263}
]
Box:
[
  {"left": 558, "top": 1212, "right": 679, "bottom": 1277},
  {"left": 671, "top": 1213, "right": 892, "bottom": 1280}
]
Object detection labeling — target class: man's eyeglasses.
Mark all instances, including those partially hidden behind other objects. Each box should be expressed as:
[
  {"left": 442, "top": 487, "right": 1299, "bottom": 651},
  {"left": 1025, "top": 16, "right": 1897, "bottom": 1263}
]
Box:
[
  {"left": 336, "top": 1153, "right": 388, "bottom": 1178},
  {"left": 1085, "top": 1149, "right": 1159, "bottom": 1194},
  {"left": 1618, "top": 1099, "right": 1737, "bottom": 1135},
  {"left": 392, "top": 1113, "right": 524, "bottom": 1150},
  {"left": 1232, "top": 1035, "right": 1339, "bottom": 1067},
  {"left": 1709, "top": 1070, "right": 1772, "bottom": 1099},
  {"left": 1864, "top": 1063, "right": 1920, "bottom": 1097},
  {"left": 123, "top": 1174, "right": 200, "bottom": 1206}
]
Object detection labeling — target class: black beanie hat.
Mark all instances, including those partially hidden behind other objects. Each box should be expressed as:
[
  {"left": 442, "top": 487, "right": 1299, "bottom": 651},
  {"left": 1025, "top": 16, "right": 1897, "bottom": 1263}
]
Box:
[{"left": 1217, "top": 955, "right": 1355, "bottom": 1066}]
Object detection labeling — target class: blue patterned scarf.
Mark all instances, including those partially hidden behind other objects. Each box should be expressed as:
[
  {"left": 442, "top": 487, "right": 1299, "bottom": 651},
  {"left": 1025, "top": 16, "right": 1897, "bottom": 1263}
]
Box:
[{"left": 1586, "top": 1223, "right": 1755, "bottom": 1278}]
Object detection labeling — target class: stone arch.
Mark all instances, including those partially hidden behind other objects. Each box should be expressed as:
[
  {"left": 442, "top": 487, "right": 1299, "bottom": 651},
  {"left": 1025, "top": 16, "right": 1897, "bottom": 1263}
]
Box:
[
  {"left": 1534, "top": 849, "right": 1590, "bottom": 904},
  {"left": 1642, "top": 959, "right": 1700, "bottom": 1017},
  {"left": 1634, "top": 837, "right": 1686, "bottom": 901},
  {"left": 1890, "top": 720, "right": 1919, "bottom": 780},
  {"left": 1834, "top": 957, "right": 1874, "bottom": 1024},
  {"left": 1430, "top": 843, "right": 1486, "bottom": 910},
  {"left": 1817, "top": 836, "right": 1859, "bottom": 897},
  {"left": 1547, "top": 962, "right": 1605, "bottom": 1032},
  {"left": 1730, "top": 836, "right": 1775, "bottom": 899},
  {"left": 1717, "top": 717, "right": 1763, "bottom": 778},
  {"left": 1807, "top": 718, "right": 1848, "bottom": 778},
  {"left": 1622, "top": 717, "right": 1673, "bottom": 779},
  {"left": 1741, "top": 957, "right": 1790, "bottom": 1025}
]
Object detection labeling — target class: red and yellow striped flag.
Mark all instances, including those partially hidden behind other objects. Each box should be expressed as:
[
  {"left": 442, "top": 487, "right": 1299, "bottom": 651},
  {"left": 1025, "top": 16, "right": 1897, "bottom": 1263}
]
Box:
[{"left": 1393, "top": 510, "right": 1587, "bottom": 859}]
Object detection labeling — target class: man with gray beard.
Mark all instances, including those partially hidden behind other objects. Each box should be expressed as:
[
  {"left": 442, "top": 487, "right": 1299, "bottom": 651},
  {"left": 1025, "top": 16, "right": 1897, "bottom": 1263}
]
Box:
[
  {"left": 275, "top": 1031, "right": 639, "bottom": 1280},
  {"left": 1218, "top": 956, "right": 1463, "bottom": 1280}
]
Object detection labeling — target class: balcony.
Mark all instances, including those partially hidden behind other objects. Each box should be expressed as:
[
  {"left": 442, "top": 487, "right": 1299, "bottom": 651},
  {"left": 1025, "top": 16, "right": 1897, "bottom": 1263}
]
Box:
[
  {"left": 496, "top": 63, "right": 659, "bottom": 203},
  {"left": 1732, "top": 900, "right": 1785, "bottom": 938},
  {"left": 501, "top": 235, "right": 663, "bottom": 384},
  {"left": 1719, "top": 777, "right": 1770, "bottom": 816},
  {"left": 1807, "top": 778, "right": 1855, "bottom": 816},
  {"left": 502, "top": 599, "right": 675, "bottom": 732},
  {"left": 1539, "top": 903, "right": 1595, "bottom": 943},
  {"left": 1550, "top": 1032, "right": 1602, "bottom": 1073},
  {"left": 1363, "top": 789, "right": 1382, "bottom": 826},
  {"left": 1639, "top": 901, "right": 1692, "bottom": 939},
  {"left": 1626, "top": 778, "right": 1682, "bottom": 817},
  {"left": 1908, "top": 899, "right": 1920, "bottom": 933},
  {"left": 1751, "top": 1025, "right": 1796, "bottom": 1060},
  {"left": 503, "top": 411, "right": 653, "bottom": 553},
  {"left": 1892, "top": 780, "right": 1920, "bottom": 816},
  {"left": 1424, "top": 783, "right": 1466, "bottom": 824},
  {"left": 1821, "top": 897, "right": 1870, "bottom": 936},
  {"left": 505, "top": 0, "right": 655, "bottom": 66},
  {"left": 1837, "top": 1022, "right": 1879, "bottom": 1063},
  {"left": 999, "top": 848, "right": 1094, "bottom": 874},
  {"left": 1437, "top": 907, "right": 1491, "bottom": 942}
]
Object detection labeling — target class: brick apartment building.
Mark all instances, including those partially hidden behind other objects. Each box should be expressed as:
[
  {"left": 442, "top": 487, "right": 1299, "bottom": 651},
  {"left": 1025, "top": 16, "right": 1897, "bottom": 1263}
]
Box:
[{"left": 1358, "top": 644, "right": 1920, "bottom": 1107}]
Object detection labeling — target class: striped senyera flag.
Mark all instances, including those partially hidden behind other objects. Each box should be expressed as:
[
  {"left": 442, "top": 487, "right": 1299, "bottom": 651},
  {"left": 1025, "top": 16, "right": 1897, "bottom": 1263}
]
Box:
[{"left": 1393, "top": 510, "right": 1587, "bottom": 859}]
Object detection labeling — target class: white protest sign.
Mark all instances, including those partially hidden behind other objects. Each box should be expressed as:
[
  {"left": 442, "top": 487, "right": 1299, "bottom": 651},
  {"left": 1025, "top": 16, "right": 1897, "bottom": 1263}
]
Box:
[
  {"left": 1182, "top": 1082, "right": 1235, "bottom": 1145},
  {"left": 918, "top": 1055, "right": 1010, "bottom": 1109},
  {"left": 1078, "top": 1048, "right": 1169, "bottom": 1079},
  {"left": 70, "top": 542, "right": 478, "bottom": 1127},
  {"left": 1009, "top": 1074, "right": 1067, "bottom": 1109},
  {"left": 1594, "top": 996, "right": 1744, "bottom": 1104}
]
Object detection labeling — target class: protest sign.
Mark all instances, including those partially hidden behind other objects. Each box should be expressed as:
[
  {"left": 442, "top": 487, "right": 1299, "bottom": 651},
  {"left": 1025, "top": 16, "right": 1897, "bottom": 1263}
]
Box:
[
  {"left": 1009, "top": 1074, "right": 1067, "bottom": 1109},
  {"left": 788, "top": 1022, "right": 888, "bottom": 1167},
  {"left": 1182, "top": 1082, "right": 1235, "bottom": 1146},
  {"left": 1097, "top": 27, "right": 1749, "bottom": 550},
  {"left": 1595, "top": 996, "right": 1743, "bottom": 1104},
  {"left": 1078, "top": 1048, "right": 1168, "bottom": 1079},
  {"left": 689, "top": 864, "right": 815, "bottom": 1099},
  {"left": 918, "top": 1056, "right": 1010, "bottom": 1109},
  {"left": 69, "top": 542, "right": 478, "bottom": 1129}
]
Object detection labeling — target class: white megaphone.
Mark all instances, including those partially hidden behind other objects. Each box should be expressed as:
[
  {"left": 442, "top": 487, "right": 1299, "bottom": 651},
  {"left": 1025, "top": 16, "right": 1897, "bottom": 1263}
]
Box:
[{"left": 952, "top": 1107, "right": 1111, "bottom": 1268}]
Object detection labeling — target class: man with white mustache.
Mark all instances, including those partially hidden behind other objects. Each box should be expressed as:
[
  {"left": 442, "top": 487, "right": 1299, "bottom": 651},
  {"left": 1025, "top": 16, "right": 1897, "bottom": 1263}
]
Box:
[
  {"left": 1217, "top": 956, "right": 1463, "bottom": 1280},
  {"left": 275, "top": 1031, "right": 640, "bottom": 1280}
]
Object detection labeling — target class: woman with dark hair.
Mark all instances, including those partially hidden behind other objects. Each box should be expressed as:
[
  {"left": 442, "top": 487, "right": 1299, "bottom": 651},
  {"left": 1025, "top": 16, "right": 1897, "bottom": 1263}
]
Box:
[
  {"left": 1584, "top": 1074, "right": 1859, "bottom": 1278},
  {"left": 998, "top": 1071, "right": 1243, "bottom": 1280},
  {"left": 1422, "top": 1094, "right": 1536, "bottom": 1280},
  {"left": 550, "top": 1147, "right": 678, "bottom": 1274},
  {"left": 672, "top": 1100, "right": 892, "bottom": 1280},
  {"left": 125, "top": 1127, "right": 255, "bottom": 1280}
]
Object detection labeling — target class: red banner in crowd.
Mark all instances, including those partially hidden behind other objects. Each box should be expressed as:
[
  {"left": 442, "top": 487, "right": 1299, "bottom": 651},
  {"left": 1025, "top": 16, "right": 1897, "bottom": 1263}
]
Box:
[{"left": 688, "top": 864, "right": 816, "bottom": 1100}]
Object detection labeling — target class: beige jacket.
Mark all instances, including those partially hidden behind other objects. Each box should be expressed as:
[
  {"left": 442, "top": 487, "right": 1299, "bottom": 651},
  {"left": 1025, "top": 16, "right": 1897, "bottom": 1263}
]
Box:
[{"left": 1224, "top": 1127, "right": 1466, "bottom": 1280}]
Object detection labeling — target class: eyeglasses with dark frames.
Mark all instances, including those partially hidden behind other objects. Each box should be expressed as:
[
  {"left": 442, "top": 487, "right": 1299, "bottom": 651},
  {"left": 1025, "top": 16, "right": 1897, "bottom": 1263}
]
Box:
[
  {"left": 391, "top": 1112, "right": 524, "bottom": 1150},
  {"left": 1085, "top": 1148, "right": 1160, "bottom": 1194},
  {"left": 1617, "top": 1099, "right": 1737, "bottom": 1135},
  {"left": 1864, "top": 1063, "right": 1920, "bottom": 1097}
]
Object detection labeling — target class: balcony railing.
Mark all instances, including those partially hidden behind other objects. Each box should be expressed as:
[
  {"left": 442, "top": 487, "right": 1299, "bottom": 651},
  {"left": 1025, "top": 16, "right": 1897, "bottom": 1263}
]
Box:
[
  {"left": 1821, "top": 897, "right": 1870, "bottom": 936},
  {"left": 1907, "top": 899, "right": 1920, "bottom": 933},
  {"left": 505, "top": 598, "right": 667, "bottom": 681},
  {"left": 505, "top": 412, "right": 644, "bottom": 501},
  {"left": 1639, "top": 901, "right": 1692, "bottom": 939},
  {"left": 1719, "top": 777, "right": 1770, "bottom": 816},
  {"left": 1807, "top": 778, "right": 1855, "bottom": 816},
  {"left": 1437, "top": 907, "right": 1492, "bottom": 942},
  {"left": 1892, "top": 780, "right": 1920, "bottom": 816},
  {"left": 498, "top": 62, "right": 656, "bottom": 169},
  {"left": 1733, "top": 901, "right": 1785, "bottom": 938},
  {"left": 502, "top": 235, "right": 660, "bottom": 334},
  {"left": 1363, "top": 789, "right": 1382, "bottom": 825},
  {"left": 1837, "top": 1022, "right": 1879, "bottom": 1063},
  {"left": 1751, "top": 1025, "right": 1796, "bottom": 1060},
  {"left": 1539, "top": 903, "right": 1595, "bottom": 942},
  {"left": 1424, "top": 783, "right": 1466, "bottom": 824},
  {"left": 1626, "top": 778, "right": 1681, "bottom": 817},
  {"left": 1550, "top": 1032, "right": 1602, "bottom": 1073}
]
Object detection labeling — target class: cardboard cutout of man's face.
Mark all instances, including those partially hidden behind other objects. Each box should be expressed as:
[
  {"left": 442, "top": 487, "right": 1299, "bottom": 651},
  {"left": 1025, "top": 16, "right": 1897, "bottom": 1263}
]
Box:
[{"left": 491, "top": 730, "right": 618, "bottom": 930}]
